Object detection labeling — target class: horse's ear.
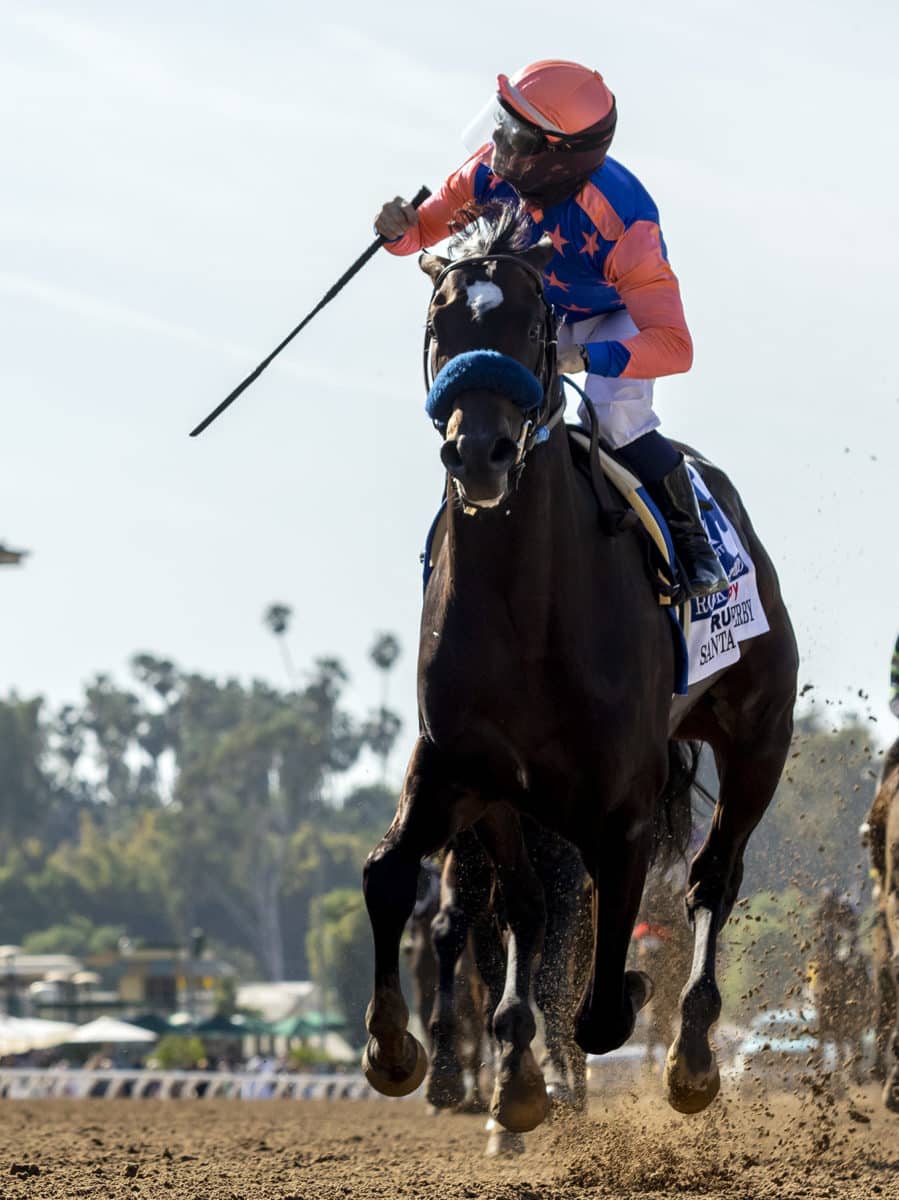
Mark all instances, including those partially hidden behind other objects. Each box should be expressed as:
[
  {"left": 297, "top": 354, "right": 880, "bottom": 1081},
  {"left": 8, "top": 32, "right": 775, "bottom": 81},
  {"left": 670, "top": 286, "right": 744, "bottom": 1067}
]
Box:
[
  {"left": 522, "top": 235, "right": 555, "bottom": 274},
  {"left": 419, "top": 252, "right": 449, "bottom": 282}
]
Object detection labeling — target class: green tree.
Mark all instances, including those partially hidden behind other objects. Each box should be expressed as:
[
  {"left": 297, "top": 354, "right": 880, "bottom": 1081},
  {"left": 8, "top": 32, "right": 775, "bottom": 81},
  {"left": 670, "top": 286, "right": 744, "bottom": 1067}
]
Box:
[
  {"left": 0, "top": 637, "right": 400, "bottom": 985},
  {"left": 741, "top": 713, "right": 879, "bottom": 899},
  {"left": 22, "top": 916, "right": 128, "bottom": 957},
  {"left": 0, "top": 696, "right": 54, "bottom": 851},
  {"left": 719, "top": 887, "right": 810, "bottom": 1020},
  {"left": 368, "top": 633, "right": 402, "bottom": 782},
  {"left": 153, "top": 1035, "right": 205, "bottom": 1069},
  {"left": 334, "top": 784, "right": 396, "bottom": 835},
  {"left": 307, "top": 888, "right": 372, "bottom": 1047}
]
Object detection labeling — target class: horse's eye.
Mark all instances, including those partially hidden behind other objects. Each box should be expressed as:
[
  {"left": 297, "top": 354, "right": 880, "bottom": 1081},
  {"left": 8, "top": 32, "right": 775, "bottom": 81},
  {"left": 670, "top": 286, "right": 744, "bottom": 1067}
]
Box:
[
  {"left": 528, "top": 323, "right": 543, "bottom": 342},
  {"left": 426, "top": 321, "right": 437, "bottom": 339}
]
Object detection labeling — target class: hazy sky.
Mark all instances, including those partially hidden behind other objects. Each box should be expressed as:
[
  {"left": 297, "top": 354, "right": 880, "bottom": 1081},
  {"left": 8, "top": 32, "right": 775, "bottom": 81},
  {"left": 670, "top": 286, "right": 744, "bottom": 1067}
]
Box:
[{"left": 3, "top": 0, "right": 898, "bottom": 786}]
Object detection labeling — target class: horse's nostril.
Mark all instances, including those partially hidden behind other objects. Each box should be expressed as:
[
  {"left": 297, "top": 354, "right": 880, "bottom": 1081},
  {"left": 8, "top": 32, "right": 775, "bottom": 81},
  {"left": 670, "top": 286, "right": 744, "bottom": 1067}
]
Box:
[
  {"left": 490, "top": 437, "right": 517, "bottom": 468},
  {"left": 441, "top": 441, "right": 463, "bottom": 471}
]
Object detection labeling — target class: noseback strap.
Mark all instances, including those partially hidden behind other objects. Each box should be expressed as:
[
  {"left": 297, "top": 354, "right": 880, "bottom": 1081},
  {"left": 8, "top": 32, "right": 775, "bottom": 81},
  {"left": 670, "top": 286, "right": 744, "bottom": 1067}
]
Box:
[{"left": 425, "top": 350, "right": 544, "bottom": 428}]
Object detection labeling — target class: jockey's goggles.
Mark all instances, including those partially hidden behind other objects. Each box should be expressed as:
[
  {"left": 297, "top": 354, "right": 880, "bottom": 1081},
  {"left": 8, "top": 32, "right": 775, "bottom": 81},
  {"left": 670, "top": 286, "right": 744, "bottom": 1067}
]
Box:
[{"left": 462, "top": 95, "right": 617, "bottom": 162}]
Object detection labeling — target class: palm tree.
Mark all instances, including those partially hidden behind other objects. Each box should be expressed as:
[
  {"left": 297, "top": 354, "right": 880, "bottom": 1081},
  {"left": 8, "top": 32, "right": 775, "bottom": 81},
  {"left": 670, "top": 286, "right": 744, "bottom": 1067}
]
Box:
[
  {"left": 369, "top": 633, "right": 401, "bottom": 710},
  {"left": 368, "top": 633, "right": 401, "bottom": 782},
  {"left": 263, "top": 603, "right": 296, "bottom": 686}
]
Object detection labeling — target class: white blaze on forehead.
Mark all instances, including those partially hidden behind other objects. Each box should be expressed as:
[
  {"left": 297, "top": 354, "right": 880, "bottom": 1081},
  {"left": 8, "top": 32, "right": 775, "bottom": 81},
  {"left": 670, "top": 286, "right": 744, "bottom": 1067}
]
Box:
[{"left": 465, "top": 279, "right": 504, "bottom": 321}]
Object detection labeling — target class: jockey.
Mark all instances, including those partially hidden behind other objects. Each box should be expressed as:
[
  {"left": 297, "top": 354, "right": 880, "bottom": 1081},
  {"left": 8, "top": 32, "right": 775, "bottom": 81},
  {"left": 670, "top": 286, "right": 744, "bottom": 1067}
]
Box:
[
  {"left": 890, "top": 632, "right": 899, "bottom": 718},
  {"left": 375, "top": 59, "right": 728, "bottom": 599}
]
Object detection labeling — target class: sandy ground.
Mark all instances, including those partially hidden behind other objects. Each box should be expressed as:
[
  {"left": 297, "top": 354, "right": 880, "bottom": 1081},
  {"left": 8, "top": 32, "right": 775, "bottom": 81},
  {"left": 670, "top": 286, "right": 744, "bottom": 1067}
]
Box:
[{"left": 0, "top": 1085, "right": 896, "bottom": 1200}]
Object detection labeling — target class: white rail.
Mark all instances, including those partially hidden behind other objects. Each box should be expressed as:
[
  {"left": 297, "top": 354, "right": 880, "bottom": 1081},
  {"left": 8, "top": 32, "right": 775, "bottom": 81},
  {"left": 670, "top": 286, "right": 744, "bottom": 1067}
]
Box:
[{"left": 0, "top": 1068, "right": 379, "bottom": 1101}]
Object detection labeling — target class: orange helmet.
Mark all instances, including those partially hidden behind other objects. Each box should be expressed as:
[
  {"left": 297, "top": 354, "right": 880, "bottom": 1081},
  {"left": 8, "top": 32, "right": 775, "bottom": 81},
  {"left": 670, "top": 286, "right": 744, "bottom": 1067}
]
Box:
[
  {"left": 498, "top": 60, "right": 615, "bottom": 137},
  {"left": 463, "top": 59, "right": 617, "bottom": 205}
]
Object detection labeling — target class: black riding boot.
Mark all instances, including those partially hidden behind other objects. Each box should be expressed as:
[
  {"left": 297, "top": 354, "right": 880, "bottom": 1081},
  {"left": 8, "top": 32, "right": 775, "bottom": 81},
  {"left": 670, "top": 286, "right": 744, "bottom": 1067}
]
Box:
[{"left": 651, "top": 460, "right": 729, "bottom": 600}]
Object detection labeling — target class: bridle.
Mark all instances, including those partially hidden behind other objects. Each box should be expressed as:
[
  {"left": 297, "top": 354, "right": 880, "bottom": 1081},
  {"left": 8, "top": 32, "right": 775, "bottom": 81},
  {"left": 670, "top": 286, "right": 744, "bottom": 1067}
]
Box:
[{"left": 422, "top": 254, "right": 566, "bottom": 473}]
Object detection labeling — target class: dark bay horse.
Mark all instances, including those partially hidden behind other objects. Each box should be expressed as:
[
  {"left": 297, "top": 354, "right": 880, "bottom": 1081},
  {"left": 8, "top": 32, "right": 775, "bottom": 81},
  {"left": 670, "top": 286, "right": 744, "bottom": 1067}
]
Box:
[
  {"left": 362, "top": 205, "right": 798, "bottom": 1130},
  {"left": 865, "top": 737, "right": 899, "bottom": 1110}
]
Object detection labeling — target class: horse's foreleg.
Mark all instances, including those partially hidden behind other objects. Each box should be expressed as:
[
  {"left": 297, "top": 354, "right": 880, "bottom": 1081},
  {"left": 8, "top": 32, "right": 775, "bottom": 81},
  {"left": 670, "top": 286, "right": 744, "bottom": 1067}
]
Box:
[
  {"left": 476, "top": 806, "right": 548, "bottom": 1134},
  {"left": 665, "top": 731, "right": 789, "bottom": 1114},
  {"left": 574, "top": 804, "right": 654, "bottom": 1056},
  {"left": 363, "top": 739, "right": 480, "bottom": 1098},
  {"left": 534, "top": 859, "right": 589, "bottom": 1114}
]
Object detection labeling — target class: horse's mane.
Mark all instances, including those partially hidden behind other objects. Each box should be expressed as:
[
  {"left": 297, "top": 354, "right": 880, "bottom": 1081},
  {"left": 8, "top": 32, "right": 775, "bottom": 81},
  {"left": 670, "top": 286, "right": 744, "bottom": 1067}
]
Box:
[{"left": 448, "top": 202, "right": 534, "bottom": 261}]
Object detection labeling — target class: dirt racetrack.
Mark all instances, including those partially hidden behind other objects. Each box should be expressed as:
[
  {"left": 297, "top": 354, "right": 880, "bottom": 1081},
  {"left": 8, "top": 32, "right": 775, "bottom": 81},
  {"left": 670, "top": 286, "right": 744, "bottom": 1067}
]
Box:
[{"left": 1, "top": 1087, "right": 896, "bottom": 1200}]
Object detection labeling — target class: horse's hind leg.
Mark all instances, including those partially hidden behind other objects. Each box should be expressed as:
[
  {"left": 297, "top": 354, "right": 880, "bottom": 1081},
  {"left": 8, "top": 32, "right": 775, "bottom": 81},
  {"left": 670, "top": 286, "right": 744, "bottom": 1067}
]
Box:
[
  {"left": 425, "top": 832, "right": 490, "bottom": 1109},
  {"left": 363, "top": 738, "right": 482, "bottom": 1097},
  {"left": 665, "top": 694, "right": 794, "bottom": 1114},
  {"left": 476, "top": 804, "right": 549, "bottom": 1134}
]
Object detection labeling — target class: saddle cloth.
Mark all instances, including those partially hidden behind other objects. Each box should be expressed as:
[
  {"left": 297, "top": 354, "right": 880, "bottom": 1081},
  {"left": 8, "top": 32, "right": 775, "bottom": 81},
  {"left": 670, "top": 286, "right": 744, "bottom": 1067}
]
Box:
[
  {"left": 568, "top": 429, "right": 770, "bottom": 691},
  {"left": 422, "top": 430, "right": 769, "bottom": 695}
]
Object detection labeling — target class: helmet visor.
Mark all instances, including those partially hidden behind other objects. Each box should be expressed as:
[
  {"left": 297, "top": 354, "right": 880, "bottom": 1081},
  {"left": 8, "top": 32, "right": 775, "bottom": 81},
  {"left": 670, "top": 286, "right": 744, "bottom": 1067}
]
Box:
[
  {"left": 461, "top": 97, "right": 549, "bottom": 161},
  {"left": 460, "top": 92, "right": 617, "bottom": 203}
]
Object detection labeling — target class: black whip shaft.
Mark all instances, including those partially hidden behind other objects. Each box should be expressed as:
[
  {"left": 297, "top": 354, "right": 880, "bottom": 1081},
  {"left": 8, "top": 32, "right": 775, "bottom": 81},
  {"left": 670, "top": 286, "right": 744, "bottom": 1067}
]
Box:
[{"left": 190, "top": 184, "right": 431, "bottom": 437}]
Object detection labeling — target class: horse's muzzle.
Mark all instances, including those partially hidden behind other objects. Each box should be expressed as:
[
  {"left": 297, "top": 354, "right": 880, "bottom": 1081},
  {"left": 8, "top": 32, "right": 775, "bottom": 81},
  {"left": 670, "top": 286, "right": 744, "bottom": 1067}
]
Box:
[{"left": 441, "top": 432, "right": 518, "bottom": 506}]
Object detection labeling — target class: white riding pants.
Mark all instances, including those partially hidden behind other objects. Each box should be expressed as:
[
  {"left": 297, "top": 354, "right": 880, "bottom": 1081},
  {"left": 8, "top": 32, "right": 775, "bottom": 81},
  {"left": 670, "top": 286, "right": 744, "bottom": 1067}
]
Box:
[{"left": 557, "top": 309, "right": 659, "bottom": 449}]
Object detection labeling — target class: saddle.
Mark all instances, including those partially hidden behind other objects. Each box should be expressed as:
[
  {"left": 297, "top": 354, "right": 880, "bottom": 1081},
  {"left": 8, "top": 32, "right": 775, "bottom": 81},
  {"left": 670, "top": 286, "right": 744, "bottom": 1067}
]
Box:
[{"left": 566, "top": 428, "right": 682, "bottom": 608}]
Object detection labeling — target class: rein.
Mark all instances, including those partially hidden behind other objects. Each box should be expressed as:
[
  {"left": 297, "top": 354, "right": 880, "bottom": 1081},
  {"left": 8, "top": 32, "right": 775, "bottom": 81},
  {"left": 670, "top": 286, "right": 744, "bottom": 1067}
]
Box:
[{"left": 422, "top": 254, "right": 565, "bottom": 472}]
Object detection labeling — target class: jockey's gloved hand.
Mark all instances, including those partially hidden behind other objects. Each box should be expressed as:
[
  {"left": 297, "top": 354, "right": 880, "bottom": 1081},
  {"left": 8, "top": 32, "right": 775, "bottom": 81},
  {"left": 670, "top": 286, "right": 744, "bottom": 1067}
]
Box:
[
  {"left": 557, "top": 344, "right": 589, "bottom": 374},
  {"left": 375, "top": 196, "right": 419, "bottom": 241}
]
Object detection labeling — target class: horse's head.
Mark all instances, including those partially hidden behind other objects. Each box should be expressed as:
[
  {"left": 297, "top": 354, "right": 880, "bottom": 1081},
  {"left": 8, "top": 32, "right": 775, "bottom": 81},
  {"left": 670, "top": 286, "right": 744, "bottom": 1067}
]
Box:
[{"left": 419, "top": 208, "right": 558, "bottom": 510}]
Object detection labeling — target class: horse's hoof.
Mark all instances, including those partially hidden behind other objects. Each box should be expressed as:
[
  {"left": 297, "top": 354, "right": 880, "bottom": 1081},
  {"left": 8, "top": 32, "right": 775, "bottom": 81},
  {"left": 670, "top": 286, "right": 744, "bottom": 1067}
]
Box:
[
  {"left": 883, "top": 1071, "right": 899, "bottom": 1114},
  {"left": 425, "top": 1063, "right": 467, "bottom": 1110},
  {"left": 485, "top": 1123, "right": 526, "bottom": 1157},
  {"left": 663, "top": 1045, "right": 720, "bottom": 1115},
  {"left": 362, "top": 1033, "right": 428, "bottom": 1097},
  {"left": 490, "top": 1048, "right": 549, "bottom": 1133}
]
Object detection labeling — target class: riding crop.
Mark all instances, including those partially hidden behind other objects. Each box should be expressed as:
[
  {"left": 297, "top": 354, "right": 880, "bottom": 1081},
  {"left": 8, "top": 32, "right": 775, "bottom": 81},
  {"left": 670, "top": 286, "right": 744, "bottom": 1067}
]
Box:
[{"left": 189, "top": 184, "right": 431, "bottom": 437}]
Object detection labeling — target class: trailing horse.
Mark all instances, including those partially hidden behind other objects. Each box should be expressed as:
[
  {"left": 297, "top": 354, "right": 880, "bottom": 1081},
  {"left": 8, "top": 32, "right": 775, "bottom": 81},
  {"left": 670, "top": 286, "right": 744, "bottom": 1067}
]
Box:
[
  {"left": 362, "top": 205, "right": 798, "bottom": 1132},
  {"left": 808, "top": 890, "right": 871, "bottom": 1086},
  {"left": 864, "top": 737, "right": 899, "bottom": 1110}
]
